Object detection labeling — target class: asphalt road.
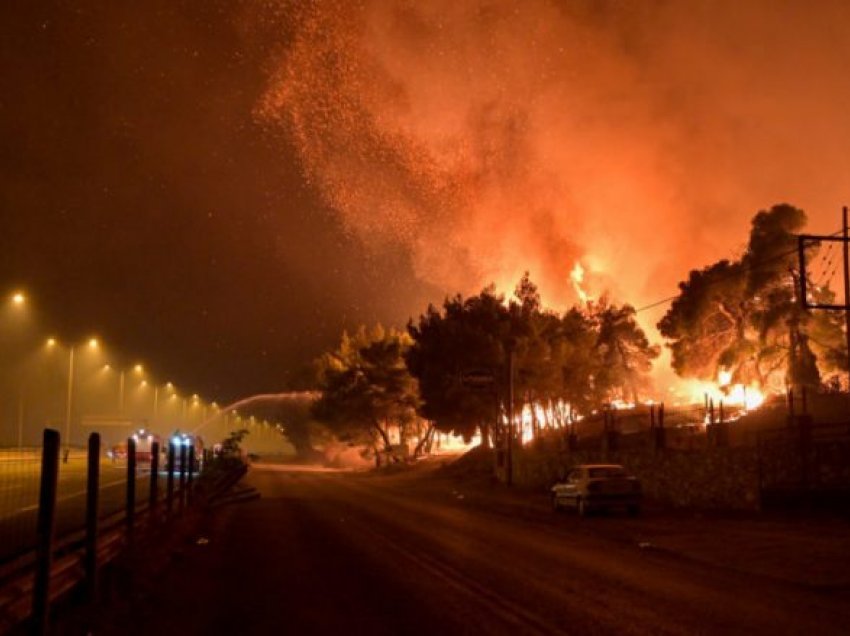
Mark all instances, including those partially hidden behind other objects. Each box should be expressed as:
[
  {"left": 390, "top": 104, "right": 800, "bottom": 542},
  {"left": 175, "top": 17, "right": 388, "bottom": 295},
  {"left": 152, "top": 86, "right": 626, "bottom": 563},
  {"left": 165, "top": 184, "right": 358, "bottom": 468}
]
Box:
[
  {"left": 95, "top": 462, "right": 850, "bottom": 636},
  {"left": 0, "top": 458, "right": 157, "bottom": 563}
]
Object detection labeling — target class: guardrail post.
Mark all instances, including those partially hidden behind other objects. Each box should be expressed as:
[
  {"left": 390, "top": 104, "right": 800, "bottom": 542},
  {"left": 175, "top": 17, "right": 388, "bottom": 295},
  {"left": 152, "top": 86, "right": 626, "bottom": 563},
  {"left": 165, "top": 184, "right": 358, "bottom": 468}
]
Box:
[
  {"left": 166, "top": 442, "right": 176, "bottom": 519},
  {"left": 178, "top": 444, "right": 188, "bottom": 513},
  {"left": 126, "top": 437, "right": 136, "bottom": 543},
  {"left": 186, "top": 446, "right": 196, "bottom": 505},
  {"left": 84, "top": 432, "right": 100, "bottom": 602},
  {"left": 149, "top": 440, "right": 160, "bottom": 525},
  {"left": 32, "top": 428, "right": 60, "bottom": 636}
]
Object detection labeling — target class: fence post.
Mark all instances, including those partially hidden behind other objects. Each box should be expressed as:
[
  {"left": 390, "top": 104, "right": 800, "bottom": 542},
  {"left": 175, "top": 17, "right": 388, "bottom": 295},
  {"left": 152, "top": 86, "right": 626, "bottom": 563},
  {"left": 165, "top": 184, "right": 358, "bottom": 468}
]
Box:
[
  {"left": 126, "top": 437, "right": 136, "bottom": 543},
  {"left": 654, "top": 403, "right": 666, "bottom": 451},
  {"left": 32, "top": 428, "right": 60, "bottom": 636},
  {"left": 178, "top": 444, "right": 188, "bottom": 513},
  {"left": 565, "top": 419, "right": 578, "bottom": 451},
  {"left": 84, "top": 433, "right": 100, "bottom": 602},
  {"left": 166, "top": 442, "right": 176, "bottom": 519},
  {"left": 186, "top": 446, "right": 196, "bottom": 505},
  {"left": 149, "top": 440, "right": 160, "bottom": 526}
]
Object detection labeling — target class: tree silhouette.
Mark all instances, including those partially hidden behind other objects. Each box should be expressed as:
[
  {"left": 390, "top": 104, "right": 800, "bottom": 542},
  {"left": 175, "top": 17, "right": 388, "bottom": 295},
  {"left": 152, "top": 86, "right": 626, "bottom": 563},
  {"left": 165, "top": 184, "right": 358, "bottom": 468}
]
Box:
[
  {"left": 659, "top": 203, "right": 846, "bottom": 391},
  {"left": 313, "top": 326, "right": 421, "bottom": 461}
]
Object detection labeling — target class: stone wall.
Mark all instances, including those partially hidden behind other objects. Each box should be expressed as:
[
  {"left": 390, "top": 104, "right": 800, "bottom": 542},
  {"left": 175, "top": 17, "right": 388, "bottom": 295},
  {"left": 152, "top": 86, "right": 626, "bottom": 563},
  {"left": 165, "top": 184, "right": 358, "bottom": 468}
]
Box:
[{"left": 507, "top": 439, "right": 761, "bottom": 510}]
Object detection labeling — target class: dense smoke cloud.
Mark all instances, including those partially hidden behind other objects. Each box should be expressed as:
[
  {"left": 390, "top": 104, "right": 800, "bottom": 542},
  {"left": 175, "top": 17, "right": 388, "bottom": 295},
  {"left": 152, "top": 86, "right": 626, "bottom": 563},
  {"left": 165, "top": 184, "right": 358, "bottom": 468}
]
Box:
[{"left": 258, "top": 0, "right": 850, "bottom": 313}]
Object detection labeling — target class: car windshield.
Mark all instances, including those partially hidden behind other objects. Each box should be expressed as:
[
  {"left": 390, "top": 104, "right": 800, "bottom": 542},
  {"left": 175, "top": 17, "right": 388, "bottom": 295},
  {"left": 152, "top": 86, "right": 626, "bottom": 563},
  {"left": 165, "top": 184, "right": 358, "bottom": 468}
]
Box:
[{"left": 588, "top": 467, "right": 627, "bottom": 479}]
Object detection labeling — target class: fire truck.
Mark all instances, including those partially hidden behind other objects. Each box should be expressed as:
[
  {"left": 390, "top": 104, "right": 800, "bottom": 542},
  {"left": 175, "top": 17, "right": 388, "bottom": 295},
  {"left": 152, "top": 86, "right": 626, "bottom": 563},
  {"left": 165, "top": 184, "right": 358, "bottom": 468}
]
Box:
[
  {"left": 131, "top": 429, "right": 161, "bottom": 464},
  {"left": 108, "top": 429, "right": 162, "bottom": 467},
  {"left": 167, "top": 432, "right": 204, "bottom": 472}
]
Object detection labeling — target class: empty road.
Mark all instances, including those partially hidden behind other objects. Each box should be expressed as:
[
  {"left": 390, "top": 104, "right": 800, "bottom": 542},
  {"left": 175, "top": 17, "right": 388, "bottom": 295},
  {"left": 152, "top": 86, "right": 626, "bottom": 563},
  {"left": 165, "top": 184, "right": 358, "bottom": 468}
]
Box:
[{"left": 100, "top": 461, "right": 850, "bottom": 635}]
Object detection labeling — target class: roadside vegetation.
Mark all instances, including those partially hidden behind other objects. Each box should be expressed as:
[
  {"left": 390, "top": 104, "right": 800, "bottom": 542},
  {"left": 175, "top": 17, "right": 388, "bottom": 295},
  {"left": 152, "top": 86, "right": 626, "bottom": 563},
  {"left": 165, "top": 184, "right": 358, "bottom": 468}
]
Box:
[
  {"left": 305, "top": 203, "right": 847, "bottom": 464},
  {"left": 199, "top": 428, "right": 250, "bottom": 482},
  {"left": 659, "top": 203, "right": 845, "bottom": 393}
]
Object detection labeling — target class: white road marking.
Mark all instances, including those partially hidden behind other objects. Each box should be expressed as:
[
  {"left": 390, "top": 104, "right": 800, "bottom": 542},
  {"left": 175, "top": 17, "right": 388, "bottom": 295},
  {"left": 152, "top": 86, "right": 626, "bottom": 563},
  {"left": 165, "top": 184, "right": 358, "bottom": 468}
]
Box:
[{"left": 16, "top": 478, "right": 127, "bottom": 512}]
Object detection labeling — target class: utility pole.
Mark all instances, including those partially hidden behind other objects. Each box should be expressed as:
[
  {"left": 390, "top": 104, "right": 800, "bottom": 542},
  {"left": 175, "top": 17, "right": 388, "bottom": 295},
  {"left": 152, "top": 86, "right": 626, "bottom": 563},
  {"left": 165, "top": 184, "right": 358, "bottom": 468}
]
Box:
[
  {"left": 843, "top": 205, "right": 850, "bottom": 391},
  {"left": 506, "top": 340, "right": 515, "bottom": 487},
  {"left": 797, "top": 205, "right": 850, "bottom": 396}
]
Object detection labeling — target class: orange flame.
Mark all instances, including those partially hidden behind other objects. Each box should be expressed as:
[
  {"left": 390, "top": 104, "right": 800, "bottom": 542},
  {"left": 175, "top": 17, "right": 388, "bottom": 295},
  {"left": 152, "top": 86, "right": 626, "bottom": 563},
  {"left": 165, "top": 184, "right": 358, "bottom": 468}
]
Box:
[{"left": 570, "top": 261, "right": 592, "bottom": 305}]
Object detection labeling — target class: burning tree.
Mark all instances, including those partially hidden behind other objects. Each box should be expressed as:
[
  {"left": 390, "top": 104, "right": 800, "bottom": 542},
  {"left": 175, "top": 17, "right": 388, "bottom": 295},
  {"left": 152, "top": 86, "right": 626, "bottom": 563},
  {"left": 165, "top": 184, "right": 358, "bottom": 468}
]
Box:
[
  {"left": 406, "top": 275, "right": 660, "bottom": 446},
  {"left": 590, "top": 298, "right": 660, "bottom": 404},
  {"left": 658, "top": 203, "right": 846, "bottom": 393},
  {"left": 312, "top": 326, "right": 423, "bottom": 461},
  {"left": 405, "top": 286, "right": 511, "bottom": 447}
]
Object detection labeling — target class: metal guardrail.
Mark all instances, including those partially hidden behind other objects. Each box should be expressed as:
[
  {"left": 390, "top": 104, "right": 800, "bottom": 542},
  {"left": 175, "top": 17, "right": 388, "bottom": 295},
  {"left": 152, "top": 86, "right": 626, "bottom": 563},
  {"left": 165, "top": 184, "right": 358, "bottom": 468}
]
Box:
[{"left": 0, "top": 429, "right": 245, "bottom": 634}]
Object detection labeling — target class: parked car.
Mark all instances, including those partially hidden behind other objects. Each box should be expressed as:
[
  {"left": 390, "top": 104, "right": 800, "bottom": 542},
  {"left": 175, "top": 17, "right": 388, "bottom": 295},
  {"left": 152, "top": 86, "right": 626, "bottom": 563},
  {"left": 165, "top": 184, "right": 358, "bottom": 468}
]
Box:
[{"left": 551, "top": 464, "right": 642, "bottom": 516}]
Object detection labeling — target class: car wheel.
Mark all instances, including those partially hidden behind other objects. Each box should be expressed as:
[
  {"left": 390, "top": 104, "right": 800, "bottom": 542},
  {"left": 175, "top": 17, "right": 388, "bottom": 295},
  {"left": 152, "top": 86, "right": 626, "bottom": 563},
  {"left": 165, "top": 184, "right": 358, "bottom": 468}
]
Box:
[
  {"left": 577, "top": 497, "right": 588, "bottom": 517},
  {"left": 627, "top": 504, "right": 641, "bottom": 517},
  {"left": 551, "top": 493, "right": 560, "bottom": 512}
]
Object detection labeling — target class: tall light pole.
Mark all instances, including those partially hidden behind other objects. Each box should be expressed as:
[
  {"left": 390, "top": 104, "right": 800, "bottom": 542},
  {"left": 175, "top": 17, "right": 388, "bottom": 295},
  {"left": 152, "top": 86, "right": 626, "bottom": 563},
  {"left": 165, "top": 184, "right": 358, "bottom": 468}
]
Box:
[
  {"left": 17, "top": 394, "right": 24, "bottom": 449},
  {"left": 118, "top": 369, "right": 125, "bottom": 414},
  {"left": 64, "top": 345, "right": 75, "bottom": 453},
  {"left": 153, "top": 381, "right": 174, "bottom": 426},
  {"left": 61, "top": 337, "right": 99, "bottom": 453},
  {"left": 6, "top": 291, "right": 30, "bottom": 447},
  {"left": 119, "top": 363, "right": 144, "bottom": 416}
]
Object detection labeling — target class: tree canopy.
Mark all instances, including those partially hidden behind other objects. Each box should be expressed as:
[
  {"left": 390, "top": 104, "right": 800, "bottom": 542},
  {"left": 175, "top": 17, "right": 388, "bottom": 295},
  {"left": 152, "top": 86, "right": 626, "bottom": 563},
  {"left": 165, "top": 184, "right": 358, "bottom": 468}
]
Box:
[
  {"left": 658, "top": 203, "right": 846, "bottom": 391},
  {"left": 312, "top": 325, "right": 421, "bottom": 457},
  {"left": 406, "top": 275, "right": 659, "bottom": 445}
]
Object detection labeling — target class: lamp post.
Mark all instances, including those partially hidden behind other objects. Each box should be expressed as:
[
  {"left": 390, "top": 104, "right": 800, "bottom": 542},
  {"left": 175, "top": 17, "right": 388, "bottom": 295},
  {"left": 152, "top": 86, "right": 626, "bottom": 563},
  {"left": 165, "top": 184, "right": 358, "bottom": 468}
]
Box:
[
  {"left": 57, "top": 337, "right": 99, "bottom": 454},
  {"left": 118, "top": 369, "right": 125, "bottom": 414},
  {"left": 5, "top": 291, "right": 30, "bottom": 447},
  {"left": 153, "top": 381, "right": 174, "bottom": 426},
  {"left": 118, "top": 364, "right": 144, "bottom": 415},
  {"left": 64, "top": 345, "right": 75, "bottom": 453}
]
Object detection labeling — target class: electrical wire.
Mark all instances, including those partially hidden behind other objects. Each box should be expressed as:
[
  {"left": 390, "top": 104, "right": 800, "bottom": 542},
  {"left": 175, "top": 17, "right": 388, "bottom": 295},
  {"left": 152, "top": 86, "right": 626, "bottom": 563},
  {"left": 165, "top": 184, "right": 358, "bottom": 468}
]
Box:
[{"left": 636, "top": 227, "right": 846, "bottom": 314}]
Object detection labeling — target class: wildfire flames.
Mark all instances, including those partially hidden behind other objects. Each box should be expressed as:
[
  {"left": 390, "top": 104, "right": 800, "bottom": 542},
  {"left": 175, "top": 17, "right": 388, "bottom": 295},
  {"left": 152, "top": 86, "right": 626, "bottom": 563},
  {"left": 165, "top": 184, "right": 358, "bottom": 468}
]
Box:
[
  {"left": 258, "top": 0, "right": 850, "bottom": 317},
  {"left": 570, "top": 262, "right": 592, "bottom": 305},
  {"left": 255, "top": 0, "right": 830, "bottom": 444},
  {"left": 671, "top": 375, "right": 766, "bottom": 419}
]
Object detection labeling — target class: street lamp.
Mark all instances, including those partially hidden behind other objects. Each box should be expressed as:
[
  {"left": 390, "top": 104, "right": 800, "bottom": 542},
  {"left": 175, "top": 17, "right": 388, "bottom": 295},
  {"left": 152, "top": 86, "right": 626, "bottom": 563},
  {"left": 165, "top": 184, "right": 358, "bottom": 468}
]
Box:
[
  {"left": 11, "top": 292, "right": 26, "bottom": 306},
  {"left": 117, "top": 362, "right": 145, "bottom": 414},
  {"left": 152, "top": 380, "right": 174, "bottom": 424},
  {"left": 49, "top": 336, "right": 100, "bottom": 453}
]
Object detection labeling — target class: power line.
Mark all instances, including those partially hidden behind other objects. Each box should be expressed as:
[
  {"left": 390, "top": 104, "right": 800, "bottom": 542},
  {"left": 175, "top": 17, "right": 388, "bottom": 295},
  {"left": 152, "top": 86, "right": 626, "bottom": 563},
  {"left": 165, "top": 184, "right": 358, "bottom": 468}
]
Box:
[{"left": 635, "top": 227, "right": 845, "bottom": 314}]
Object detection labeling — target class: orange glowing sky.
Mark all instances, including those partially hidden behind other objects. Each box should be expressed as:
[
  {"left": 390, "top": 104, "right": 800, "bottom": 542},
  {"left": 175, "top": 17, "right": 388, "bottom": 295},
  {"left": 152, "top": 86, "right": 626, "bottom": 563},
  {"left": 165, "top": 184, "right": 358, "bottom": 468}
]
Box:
[
  {"left": 259, "top": 0, "right": 850, "bottom": 325},
  {"left": 4, "top": 1, "right": 850, "bottom": 401}
]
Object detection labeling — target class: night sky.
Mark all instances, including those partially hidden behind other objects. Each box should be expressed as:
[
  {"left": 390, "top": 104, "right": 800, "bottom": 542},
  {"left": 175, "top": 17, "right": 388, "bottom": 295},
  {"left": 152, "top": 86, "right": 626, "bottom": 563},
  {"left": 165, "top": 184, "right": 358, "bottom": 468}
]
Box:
[
  {"left": 3, "top": 1, "right": 850, "bottom": 403},
  {"left": 0, "top": 1, "right": 439, "bottom": 402}
]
